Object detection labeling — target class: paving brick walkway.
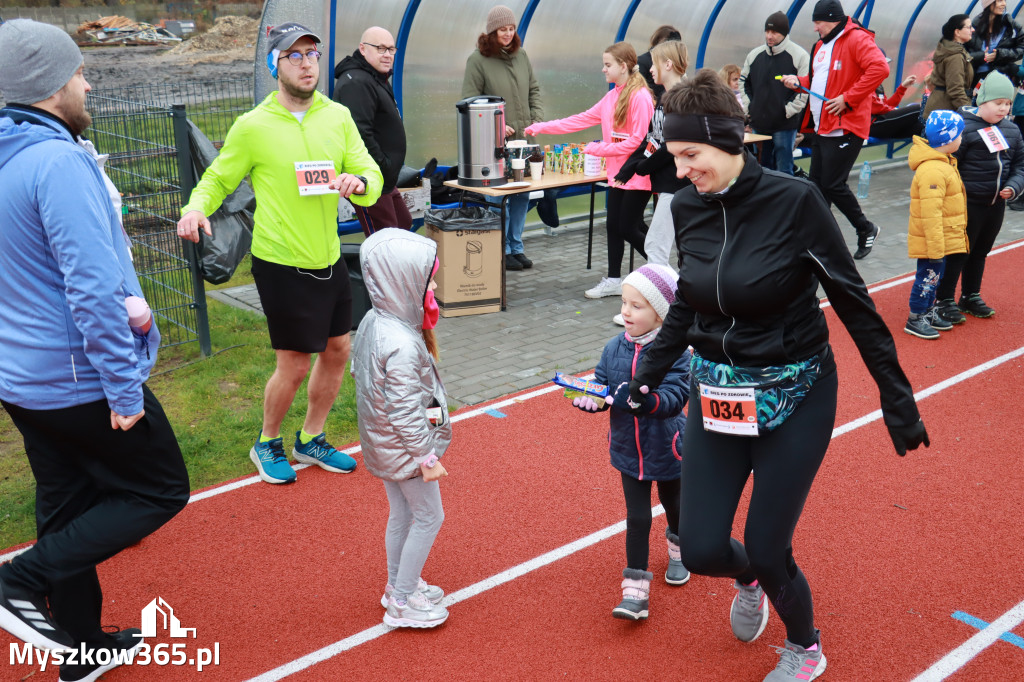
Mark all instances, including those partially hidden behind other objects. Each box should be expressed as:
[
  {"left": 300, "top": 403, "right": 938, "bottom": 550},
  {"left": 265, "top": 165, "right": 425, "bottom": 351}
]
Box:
[{"left": 209, "top": 163, "right": 1024, "bottom": 407}]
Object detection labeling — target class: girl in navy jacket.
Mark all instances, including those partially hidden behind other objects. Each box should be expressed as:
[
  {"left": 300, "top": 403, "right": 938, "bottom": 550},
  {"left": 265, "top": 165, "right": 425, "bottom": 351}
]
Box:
[{"left": 573, "top": 264, "right": 690, "bottom": 621}]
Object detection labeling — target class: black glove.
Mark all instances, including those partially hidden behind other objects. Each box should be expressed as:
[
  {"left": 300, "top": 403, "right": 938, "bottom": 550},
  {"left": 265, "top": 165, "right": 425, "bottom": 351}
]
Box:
[
  {"left": 887, "top": 419, "right": 930, "bottom": 456},
  {"left": 608, "top": 381, "right": 651, "bottom": 415},
  {"left": 614, "top": 169, "right": 633, "bottom": 185}
]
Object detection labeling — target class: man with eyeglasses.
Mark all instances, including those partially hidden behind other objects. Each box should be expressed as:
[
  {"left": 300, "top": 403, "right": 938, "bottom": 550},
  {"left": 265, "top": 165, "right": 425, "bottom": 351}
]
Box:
[
  {"left": 333, "top": 27, "right": 410, "bottom": 235},
  {"left": 177, "top": 21, "right": 383, "bottom": 485}
]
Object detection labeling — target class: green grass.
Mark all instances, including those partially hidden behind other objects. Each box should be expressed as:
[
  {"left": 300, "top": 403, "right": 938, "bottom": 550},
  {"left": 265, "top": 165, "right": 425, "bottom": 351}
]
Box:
[{"left": 0, "top": 294, "right": 361, "bottom": 550}]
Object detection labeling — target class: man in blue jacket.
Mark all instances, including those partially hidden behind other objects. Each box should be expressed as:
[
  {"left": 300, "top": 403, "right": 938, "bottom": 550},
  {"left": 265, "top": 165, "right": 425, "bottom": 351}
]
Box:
[{"left": 0, "top": 19, "right": 189, "bottom": 679}]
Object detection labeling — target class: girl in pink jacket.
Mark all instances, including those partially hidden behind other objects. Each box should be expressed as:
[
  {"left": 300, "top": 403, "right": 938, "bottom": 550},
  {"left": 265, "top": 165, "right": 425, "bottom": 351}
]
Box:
[{"left": 526, "top": 42, "right": 654, "bottom": 300}]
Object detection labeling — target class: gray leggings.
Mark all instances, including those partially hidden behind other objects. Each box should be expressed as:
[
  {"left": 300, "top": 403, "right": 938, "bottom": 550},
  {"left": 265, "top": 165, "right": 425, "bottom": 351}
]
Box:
[{"left": 382, "top": 476, "right": 445, "bottom": 597}]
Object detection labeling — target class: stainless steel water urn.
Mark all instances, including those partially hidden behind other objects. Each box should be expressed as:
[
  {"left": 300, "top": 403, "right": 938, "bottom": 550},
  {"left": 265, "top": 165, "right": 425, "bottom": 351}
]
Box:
[{"left": 456, "top": 96, "right": 507, "bottom": 187}]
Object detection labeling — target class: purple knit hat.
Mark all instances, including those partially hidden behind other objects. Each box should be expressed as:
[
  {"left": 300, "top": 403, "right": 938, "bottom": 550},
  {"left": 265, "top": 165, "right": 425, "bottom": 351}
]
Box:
[{"left": 622, "top": 264, "right": 679, "bottom": 321}]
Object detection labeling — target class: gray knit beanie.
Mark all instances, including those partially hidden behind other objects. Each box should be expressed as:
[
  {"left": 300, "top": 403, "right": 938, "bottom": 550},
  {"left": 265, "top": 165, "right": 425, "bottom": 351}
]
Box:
[
  {"left": 0, "top": 19, "right": 83, "bottom": 105},
  {"left": 486, "top": 6, "right": 516, "bottom": 35}
]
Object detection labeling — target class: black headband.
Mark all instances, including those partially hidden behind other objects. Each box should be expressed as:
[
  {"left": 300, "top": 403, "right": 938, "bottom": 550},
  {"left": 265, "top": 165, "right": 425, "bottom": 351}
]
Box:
[{"left": 663, "top": 113, "right": 746, "bottom": 155}]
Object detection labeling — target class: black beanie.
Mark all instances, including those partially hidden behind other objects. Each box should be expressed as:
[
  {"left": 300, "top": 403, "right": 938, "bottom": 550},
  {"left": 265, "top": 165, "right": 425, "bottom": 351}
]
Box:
[
  {"left": 765, "top": 11, "right": 790, "bottom": 36},
  {"left": 812, "top": 0, "right": 845, "bottom": 22}
]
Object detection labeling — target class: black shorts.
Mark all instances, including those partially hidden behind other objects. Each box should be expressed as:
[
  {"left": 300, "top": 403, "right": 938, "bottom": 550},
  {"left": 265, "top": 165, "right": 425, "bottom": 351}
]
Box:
[{"left": 251, "top": 255, "right": 352, "bottom": 353}]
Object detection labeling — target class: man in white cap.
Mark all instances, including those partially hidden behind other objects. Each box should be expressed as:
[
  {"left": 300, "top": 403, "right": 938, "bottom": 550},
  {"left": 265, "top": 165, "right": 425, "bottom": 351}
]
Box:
[
  {"left": 177, "top": 22, "right": 384, "bottom": 485},
  {"left": 0, "top": 18, "right": 190, "bottom": 680}
]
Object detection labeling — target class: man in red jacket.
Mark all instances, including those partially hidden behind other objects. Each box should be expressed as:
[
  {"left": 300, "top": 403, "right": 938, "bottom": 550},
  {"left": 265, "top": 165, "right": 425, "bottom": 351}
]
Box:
[{"left": 782, "top": 0, "right": 889, "bottom": 259}]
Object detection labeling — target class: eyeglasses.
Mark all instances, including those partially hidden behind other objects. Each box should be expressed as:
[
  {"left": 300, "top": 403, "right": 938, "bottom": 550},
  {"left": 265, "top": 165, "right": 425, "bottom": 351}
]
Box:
[
  {"left": 362, "top": 42, "right": 398, "bottom": 56},
  {"left": 280, "top": 49, "right": 322, "bottom": 65}
]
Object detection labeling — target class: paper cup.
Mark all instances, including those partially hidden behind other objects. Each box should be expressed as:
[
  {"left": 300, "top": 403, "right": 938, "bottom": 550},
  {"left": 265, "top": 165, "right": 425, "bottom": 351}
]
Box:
[
  {"left": 510, "top": 158, "right": 526, "bottom": 170},
  {"left": 529, "top": 161, "right": 543, "bottom": 179}
]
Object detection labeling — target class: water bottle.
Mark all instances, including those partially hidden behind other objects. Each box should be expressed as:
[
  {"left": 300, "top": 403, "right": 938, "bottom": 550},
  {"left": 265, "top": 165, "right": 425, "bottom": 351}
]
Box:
[{"left": 856, "top": 161, "right": 871, "bottom": 199}]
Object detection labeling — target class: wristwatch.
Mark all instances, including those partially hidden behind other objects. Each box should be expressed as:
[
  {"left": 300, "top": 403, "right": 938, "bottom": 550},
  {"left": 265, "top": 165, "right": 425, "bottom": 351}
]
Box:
[
  {"left": 353, "top": 174, "right": 368, "bottom": 194},
  {"left": 421, "top": 454, "right": 438, "bottom": 469}
]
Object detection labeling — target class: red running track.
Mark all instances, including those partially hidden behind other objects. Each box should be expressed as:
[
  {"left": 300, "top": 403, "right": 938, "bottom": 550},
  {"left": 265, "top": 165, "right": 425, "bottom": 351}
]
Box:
[{"left": 3, "top": 241, "right": 1023, "bottom": 682}]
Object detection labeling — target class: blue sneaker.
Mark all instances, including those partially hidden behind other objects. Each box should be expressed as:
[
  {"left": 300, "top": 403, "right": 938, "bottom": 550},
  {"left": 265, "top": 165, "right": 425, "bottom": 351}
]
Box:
[
  {"left": 293, "top": 432, "right": 357, "bottom": 473},
  {"left": 249, "top": 435, "right": 297, "bottom": 484}
]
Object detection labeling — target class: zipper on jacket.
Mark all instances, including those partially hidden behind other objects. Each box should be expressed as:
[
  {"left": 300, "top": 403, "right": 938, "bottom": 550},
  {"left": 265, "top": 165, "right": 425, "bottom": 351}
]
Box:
[
  {"left": 992, "top": 151, "right": 1003, "bottom": 206},
  {"left": 296, "top": 103, "right": 332, "bottom": 264},
  {"left": 715, "top": 202, "right": 736, "bottom": 365},
  {"left": 630, "top": 342, "right": 644, "bottom": 480}
]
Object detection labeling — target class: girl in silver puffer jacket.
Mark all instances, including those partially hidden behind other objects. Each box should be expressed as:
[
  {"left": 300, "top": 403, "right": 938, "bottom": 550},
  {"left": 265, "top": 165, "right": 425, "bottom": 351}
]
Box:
[{"left": 352, "top": 229, "right": 452, "bottom": 629}]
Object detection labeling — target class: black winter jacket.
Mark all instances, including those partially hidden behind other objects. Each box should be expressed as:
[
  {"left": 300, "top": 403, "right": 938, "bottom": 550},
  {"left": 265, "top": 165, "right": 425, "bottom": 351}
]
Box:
[
  {"left": 967, "top": 11, "right": 1024, "bottom": 87},
  {"left": 740, "top": 35, "right": 809, "bottom": 133},
  {"left": 953, "top": 106, "right": 1024, "bottom": 204},
  {"left": 634, "top": 153, "right": 920, "bottom": 429},
  {"left": 617, "top": 98, "right": 691, "bottom": 194},
  {"left": 595, "top": 335, "right": 689, "bottom": 481},
  {"left": 333, "top": 51, "right": 406, "bottom": 193}
]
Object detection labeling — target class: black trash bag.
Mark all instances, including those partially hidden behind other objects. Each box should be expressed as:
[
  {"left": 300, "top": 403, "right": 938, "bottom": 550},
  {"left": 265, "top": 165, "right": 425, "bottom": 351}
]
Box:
[
  {"left": 186, "top": 120, "right": 255, "bottom": 284},
  {"left": 424, "top": 205, "right": 501, "bottom": 232},
  {"left": 340, "top": 243, "right": 373, "bottom": 329},
  {"left": 395, "top": 164, "right": 423, "bottom": 188},
  {"left": 429, "top": 165, "right": 463, "bottom": 206}
]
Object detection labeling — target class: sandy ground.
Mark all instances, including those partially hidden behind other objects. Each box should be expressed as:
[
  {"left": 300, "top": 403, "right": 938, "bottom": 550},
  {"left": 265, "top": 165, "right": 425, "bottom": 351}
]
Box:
[{"left": 84, "top": 45, "right": 252, "bottom": 90}]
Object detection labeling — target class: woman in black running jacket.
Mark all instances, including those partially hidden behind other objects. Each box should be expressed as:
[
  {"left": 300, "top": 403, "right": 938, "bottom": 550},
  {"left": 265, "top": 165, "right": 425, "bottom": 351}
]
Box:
[{"left": 625, "top": 70, "right": 929, "bottom": 682}]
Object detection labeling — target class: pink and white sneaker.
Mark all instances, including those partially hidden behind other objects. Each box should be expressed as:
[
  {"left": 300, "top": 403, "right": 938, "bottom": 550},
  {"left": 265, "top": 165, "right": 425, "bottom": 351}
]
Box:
[{"left": 380, "top": 578, "right": 444, "bottom": 608}]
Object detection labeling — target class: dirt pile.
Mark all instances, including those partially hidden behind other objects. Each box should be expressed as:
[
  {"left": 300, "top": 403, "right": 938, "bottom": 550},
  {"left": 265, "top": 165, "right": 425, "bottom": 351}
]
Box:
[{"left": 164, "top": 16, "right": 259, "bottom": 63}]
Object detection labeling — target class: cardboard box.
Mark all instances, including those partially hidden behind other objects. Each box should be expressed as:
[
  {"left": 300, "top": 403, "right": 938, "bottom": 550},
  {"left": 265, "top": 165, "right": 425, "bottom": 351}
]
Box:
[
  {"left": 399, "top": 178, "right": 431, "bottom": 219},
  {"left": 425, "top": 219, "right": 501, "bottom": 317}
]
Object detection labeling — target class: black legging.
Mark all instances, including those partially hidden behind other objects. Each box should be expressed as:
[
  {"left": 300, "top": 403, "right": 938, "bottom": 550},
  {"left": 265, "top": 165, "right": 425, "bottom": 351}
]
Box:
[
  {"left": 621, "top": 472, "right": 681, "bottom": 571},
  {"left": 936, "top": 199, "right": 1005, "bottom": 301},
  {"left": 678, "top": 367, "right": 838, "bottom": 648},
  {"left": 606, "top": 187, "right": 650, "bottom": 278}
]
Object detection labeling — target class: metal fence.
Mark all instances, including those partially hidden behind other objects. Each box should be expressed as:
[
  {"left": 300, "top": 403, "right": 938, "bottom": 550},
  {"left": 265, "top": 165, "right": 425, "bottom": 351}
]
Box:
[{"left": 86, "top": 78, "right": 254, "bottom": 355}]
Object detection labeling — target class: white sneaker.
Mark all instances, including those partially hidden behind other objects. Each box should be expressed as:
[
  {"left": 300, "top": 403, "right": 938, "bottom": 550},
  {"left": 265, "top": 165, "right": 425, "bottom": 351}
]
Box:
[
  {"left": 612, "top": 313, "right": 625, "bottom": 326},
  {"left": 585, "top": 277, "right": 622, "bottom": 299},
  {"left": 380, "top": 579, "right": 444, "bottom": 608},
  {"left": 383, "top": 591, "right": 448, "bottom": 628}
]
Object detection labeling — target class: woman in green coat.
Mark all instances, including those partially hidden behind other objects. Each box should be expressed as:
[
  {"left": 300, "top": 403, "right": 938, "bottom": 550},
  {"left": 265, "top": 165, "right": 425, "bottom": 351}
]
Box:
[
  {"left": 461, "top": 5, "right": 544, "bottom": 271},
  {"left": 924, "top": 14, "right": 975, "bottom": 118}
]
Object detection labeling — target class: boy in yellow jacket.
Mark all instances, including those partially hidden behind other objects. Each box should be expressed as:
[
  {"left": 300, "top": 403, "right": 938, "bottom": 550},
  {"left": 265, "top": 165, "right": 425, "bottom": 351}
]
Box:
[{"left": 905, "top": 110, "right": 968, "bottom": 339}]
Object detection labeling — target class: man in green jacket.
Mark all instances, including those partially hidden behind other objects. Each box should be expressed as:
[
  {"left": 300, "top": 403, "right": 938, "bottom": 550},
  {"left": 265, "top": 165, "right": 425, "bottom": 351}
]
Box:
[{"left": 177, "top": 22, "right": 383, "bottom": 484}]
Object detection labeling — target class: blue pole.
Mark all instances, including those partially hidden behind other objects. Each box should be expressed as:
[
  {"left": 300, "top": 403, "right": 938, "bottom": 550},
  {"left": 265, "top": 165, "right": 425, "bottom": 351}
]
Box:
[
  {"left": 327, "top": 0, "right": 338, "bottom": 98},
  {"left": 863, "top": 0, "right": 875, "bottom": 26},
  {"left": 896, "top": 0, "right": 930, "bottom": 86},
  {"left": 696, "top": 0, "right": 729, "bottom": 69},
  {"left": 615, "top": 0, "right": 644, "bottom": 42},
  {"left": 786, "top": 0, "right": 807, "bottom": 25},
  {"left": 518, "top": 0, "right": 543, "bottom": 43},
  {"left": 392, "top": 0, "right": 422, "bottom": 116}
]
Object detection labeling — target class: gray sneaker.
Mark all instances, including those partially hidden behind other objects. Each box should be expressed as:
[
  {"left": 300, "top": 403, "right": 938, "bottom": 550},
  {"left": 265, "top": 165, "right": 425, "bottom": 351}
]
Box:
[
  {"left": 763, "top": 639, "right": 827, "bottom": 681},
  {"left": 904, "top": 313, "right": 939, "bottom": 340},
  {"left": 730, "top": 580, "right": 769, "bottom": 642},
  {"left": 383, "top": 591, "right": 448, "bottom": 629}
]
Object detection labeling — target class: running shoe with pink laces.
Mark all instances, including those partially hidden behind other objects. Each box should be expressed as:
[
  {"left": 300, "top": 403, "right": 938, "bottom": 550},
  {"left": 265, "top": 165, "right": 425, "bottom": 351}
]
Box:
[
  {"left": 730, "top": 579, "right": 769, "bottom": 642},
  {"left": 763, "top": 638, "right": 826, "bottom": 681}
]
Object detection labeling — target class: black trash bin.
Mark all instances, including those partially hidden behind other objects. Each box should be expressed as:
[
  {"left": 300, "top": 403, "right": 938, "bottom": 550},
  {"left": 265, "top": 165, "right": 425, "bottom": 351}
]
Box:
[{"left": 341, "top": 243, "right": 372, "bottom": 330}]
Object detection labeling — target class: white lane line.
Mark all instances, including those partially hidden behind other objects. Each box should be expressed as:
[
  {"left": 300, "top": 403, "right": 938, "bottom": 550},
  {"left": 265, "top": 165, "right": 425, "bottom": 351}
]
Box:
[
  {"left": 246, "top": 508, "right": 662, "bottom": 682},
  {"left": 246, "top": 344, "right": 1024, "bottom": 680},
  {"left": 820, "top": 237, "right": 1023, "bottom": 310},
  {"left": 0, "top": 382, "right": 575, "bottom": 564},
  {"left": 911, "top": 597, "right": 1024, "bottom": 681},
  {"left": 832, "top": 345, "right": 1024, "bottom": 438}
]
